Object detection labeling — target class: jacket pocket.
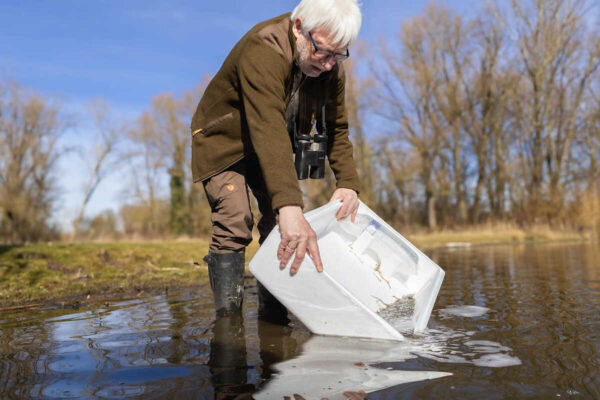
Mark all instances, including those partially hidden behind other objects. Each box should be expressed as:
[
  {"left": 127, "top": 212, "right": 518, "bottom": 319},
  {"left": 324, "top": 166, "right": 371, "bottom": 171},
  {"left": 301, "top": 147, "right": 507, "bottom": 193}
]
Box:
[{"left": 192, "top": 112, "right": 234, "bottom": 137}]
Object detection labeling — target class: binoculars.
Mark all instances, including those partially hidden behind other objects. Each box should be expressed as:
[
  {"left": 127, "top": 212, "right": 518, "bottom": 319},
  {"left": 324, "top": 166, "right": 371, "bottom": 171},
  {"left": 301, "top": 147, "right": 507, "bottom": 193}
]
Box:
[
  {"left": 292, "top": 103, "right": 328, "bottom": 180},
  {"left": 294, "top": 132, "right": 327, "bottom": 180}
]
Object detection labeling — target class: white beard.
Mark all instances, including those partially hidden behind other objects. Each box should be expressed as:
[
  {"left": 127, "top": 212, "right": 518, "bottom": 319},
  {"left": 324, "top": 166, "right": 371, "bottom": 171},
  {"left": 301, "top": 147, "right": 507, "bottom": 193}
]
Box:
[{"left": 296, "top": 36, "right": 322, "bottom": 77}]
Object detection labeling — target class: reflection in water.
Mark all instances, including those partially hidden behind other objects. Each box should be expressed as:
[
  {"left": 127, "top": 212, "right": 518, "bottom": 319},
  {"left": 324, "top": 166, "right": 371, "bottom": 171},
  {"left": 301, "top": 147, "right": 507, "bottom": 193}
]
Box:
[
  {"left": 209, "top": 312, "right": 253, "bottom": 397},
  {"left": 254, "top": 335, "right": 451, "bottom": 399},
  {"left": 0, "top": 308, "right": 61, "bottom": 398},
  {"left": 438, "top": 305, "right": 490, "bottom": 318},
  {"left": 0, "top": 242, "right": 599, "bottom": 398},
  {"left": 411, "top": 327, "right": 521, "bottom": 368}
]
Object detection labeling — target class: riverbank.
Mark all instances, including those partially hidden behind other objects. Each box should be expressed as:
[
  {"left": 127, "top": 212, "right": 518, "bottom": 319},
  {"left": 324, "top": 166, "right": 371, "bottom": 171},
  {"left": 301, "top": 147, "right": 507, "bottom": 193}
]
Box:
[
  {"left": 0, "top": 227, "right": 590, "bottom": 309},
  {"left": 405, "top": 224, "right": 590, "bottom": 248},
  {"left": 0, "top": 241, "right": 226, "bottom": 309}
]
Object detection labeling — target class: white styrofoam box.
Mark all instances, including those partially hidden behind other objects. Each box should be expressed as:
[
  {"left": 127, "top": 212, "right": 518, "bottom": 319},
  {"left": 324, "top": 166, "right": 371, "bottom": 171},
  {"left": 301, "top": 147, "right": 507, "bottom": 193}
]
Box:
[{"left": 249, "top": 200, "right": 445, "bottom": 341}]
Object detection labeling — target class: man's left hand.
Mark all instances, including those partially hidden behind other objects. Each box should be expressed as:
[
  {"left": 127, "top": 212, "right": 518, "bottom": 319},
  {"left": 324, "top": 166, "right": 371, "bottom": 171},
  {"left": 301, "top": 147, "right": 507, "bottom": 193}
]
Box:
[{"left": 329, "top": 188, "right": 359, "bottom": 222}]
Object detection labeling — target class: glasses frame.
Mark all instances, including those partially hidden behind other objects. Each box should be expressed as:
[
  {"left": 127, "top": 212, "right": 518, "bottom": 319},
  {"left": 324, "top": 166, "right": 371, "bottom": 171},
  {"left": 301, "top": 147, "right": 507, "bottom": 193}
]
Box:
[{"left": 308, "top": 32, "right": 350, "bottom": 63}]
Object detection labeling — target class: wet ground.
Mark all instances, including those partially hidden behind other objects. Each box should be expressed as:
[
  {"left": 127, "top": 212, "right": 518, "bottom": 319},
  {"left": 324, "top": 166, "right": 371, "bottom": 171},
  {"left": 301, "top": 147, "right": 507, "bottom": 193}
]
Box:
[{"left": 0, "top": 242, "right": 599, "bottom": 399}]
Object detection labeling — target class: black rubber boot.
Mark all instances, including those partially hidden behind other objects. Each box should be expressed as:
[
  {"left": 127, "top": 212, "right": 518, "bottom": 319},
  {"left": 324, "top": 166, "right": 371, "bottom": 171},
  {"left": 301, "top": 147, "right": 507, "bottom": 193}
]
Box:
[
  {"left": 204, "top": 251, "right": 245, "bottom": 316},
  {"left": 257, "top": 281, "right": 289, "bottom": 325}
]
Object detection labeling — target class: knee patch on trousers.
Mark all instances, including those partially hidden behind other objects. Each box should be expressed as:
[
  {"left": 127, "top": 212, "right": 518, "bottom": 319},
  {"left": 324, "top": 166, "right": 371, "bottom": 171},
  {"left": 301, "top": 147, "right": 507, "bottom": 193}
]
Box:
[{"left": 204, "top": 171, "right": 254, "bottom": 252}]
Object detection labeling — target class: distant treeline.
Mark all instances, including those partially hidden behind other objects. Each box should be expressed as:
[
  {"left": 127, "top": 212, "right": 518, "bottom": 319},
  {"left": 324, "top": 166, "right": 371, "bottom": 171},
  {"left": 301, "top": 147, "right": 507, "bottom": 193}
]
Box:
[{"left": 1, "top": 0, "right": 599, "bottom": 243}]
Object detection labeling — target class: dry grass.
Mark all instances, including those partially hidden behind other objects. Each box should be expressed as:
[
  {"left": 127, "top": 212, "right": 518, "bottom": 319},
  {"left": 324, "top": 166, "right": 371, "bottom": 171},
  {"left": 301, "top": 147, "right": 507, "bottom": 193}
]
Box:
[
  {"left": 406, "top": 222, "right": 589, "bottom": 248},
  {"left": 0, "top": 225, "right": 589, "bottom": 309},
  {"left": 0, "top": 241, "right": 212, "bottom": 308}
]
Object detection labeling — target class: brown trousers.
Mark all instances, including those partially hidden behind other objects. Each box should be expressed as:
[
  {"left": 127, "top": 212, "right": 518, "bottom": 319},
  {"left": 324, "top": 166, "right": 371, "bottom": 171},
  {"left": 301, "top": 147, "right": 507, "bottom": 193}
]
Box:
[{"left": 203, "top": 153, "right": 277, "bottom": 252}]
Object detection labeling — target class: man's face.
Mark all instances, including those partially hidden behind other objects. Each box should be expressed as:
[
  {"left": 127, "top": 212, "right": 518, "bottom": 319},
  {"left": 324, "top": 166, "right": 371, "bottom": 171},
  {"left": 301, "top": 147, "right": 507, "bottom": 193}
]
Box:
[{"left": 293, "top": 20, "right": 348, "bottom": 77}]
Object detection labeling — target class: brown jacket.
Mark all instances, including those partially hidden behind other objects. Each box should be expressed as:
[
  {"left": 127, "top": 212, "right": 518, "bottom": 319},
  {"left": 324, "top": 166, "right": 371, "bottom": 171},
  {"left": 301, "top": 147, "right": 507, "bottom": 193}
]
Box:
[{"left": 190, "top": 13, "right": 360, "bottom": 212}]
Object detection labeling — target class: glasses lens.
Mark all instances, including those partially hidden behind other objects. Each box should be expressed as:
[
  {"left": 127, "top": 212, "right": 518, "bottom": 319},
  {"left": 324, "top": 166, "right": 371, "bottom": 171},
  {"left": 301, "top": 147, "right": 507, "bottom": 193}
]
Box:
[
  {"left": 315, "top": 49, "right": 330, "bottom": 58},
  {"left": 309, "top": 33, "right": 349, "bottom": 63}
]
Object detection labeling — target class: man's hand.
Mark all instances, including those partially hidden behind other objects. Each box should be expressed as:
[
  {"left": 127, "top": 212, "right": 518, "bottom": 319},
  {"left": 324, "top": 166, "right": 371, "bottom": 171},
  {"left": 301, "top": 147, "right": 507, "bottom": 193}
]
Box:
[
  {"left": 277, "top": 205, "right": 323, "bottom": 275},
  {"left": 329, "top": 188, "right": 359, "bottom": 222}
]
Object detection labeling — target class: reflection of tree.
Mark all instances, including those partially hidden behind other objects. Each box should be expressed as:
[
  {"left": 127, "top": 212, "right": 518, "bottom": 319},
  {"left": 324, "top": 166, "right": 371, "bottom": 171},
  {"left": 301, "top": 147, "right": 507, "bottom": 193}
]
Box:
[
  {"left": 164, "top": 298, "right": 189, "bottom": 364},
  {"left": 0, "top": 309, "right": 59, "bottom": 397},
  {"left": 82, "top": 296, "right": 215, "bottom": 397},
  {"left": 431, "top": 243, "right": 600, "bottom": 396}
]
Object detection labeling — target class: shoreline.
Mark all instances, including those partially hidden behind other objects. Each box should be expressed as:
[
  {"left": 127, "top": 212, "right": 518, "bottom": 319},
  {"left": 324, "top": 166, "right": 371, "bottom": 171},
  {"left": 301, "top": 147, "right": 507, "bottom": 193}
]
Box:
[
  {"left": 0, "top": 232, "right": 592, "bottom": 310},
  {"left": 406, "top": 225, "right": 590, "bottom": 249}
]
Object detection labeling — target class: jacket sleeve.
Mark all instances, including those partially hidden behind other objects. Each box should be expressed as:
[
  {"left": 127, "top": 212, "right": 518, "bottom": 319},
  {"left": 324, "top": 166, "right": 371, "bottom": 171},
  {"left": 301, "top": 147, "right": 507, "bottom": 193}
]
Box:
[
  {"left": 326, "top": 64, "right": 361, "bottom": 194},
  {"left": 237, "top": 39, "right": 304, "bottom": 211}
]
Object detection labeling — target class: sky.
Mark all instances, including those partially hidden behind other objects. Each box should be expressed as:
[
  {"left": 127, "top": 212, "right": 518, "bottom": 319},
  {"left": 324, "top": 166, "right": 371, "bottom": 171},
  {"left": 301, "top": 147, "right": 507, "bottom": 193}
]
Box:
[{"left": 0, "top": 0, "right": 480, "bottom": 231}]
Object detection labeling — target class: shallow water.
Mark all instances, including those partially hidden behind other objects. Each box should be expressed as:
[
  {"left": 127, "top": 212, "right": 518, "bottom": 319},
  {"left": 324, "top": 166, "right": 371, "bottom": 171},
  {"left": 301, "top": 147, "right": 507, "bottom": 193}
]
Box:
[{"left": 0, "top": 242, "right": 599, "bottom": 399}]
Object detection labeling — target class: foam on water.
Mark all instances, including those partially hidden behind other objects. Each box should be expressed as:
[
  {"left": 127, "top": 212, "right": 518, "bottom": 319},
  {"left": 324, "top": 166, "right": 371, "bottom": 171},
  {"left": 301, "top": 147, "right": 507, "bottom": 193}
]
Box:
[
  {"left": 439, "top": 305, "right": 491, "bottom": 318},
  {"left": 409, "top": 326, "right": 521, "bottom": 367},
  {"left": 472, "top": 353, "right": 522, "bottom": 367},
  {"left": 375, "top": 303, "right": 520, "bottom": 368}
]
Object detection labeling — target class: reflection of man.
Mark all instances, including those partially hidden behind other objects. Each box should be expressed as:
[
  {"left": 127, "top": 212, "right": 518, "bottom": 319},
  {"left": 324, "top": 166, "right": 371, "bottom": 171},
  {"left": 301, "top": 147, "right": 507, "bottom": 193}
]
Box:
[
  {"left": 208, "top": 313, "right": 254, "bottom": 397},
  {"left": 191, "top": 0, "right": 362, "bottom": 316}
]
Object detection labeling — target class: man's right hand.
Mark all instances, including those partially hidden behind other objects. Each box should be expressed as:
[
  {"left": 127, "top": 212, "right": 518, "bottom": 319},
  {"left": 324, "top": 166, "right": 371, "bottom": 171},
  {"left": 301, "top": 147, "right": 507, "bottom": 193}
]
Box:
[{"left": 277, "top": 205, "right": 323, "bottom": 275}]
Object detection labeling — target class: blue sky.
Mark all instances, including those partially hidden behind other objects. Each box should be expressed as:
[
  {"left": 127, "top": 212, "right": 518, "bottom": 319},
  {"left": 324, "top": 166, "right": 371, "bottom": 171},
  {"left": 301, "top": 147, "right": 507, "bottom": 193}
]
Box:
[{"left": 0, "top": 0, "right": 480, "bottom": 230}]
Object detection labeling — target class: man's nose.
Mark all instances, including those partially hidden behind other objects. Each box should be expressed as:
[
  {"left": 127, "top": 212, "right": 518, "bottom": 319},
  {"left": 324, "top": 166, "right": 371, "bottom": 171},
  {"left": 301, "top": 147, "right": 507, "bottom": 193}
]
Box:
[{"left": 322, "top": 57, "right": 336, "bottom": 70}]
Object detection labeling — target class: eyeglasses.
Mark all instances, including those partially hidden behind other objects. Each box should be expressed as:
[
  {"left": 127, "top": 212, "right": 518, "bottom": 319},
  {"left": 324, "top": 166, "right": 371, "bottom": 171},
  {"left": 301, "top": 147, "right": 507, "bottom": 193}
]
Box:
[{"left": 308, "top": 32, "right": 350, "bottom": 63}]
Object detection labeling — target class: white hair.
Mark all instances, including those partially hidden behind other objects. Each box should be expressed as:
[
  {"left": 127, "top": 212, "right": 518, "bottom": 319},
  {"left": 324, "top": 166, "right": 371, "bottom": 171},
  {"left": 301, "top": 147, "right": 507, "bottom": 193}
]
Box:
[{"left": 290, "top": 0, "right": 362, "bottom": 48}]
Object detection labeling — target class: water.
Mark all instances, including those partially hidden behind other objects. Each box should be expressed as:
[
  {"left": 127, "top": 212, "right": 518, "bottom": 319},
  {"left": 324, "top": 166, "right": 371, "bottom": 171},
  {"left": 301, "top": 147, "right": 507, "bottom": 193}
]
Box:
[{"left": 1, "top": 242, "right": 599, "bottom": 399}]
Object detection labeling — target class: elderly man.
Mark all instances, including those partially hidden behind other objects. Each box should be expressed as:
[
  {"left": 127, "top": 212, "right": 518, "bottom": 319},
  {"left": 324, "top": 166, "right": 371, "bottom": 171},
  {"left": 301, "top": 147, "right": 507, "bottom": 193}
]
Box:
[{"left": 191, "top": 0, "right": 362, "bottom": 317}]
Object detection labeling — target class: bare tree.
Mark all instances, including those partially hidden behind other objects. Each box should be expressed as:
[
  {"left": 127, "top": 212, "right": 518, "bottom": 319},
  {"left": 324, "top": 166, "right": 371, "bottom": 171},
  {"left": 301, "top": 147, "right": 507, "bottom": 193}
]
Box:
[
  {"left": 372, "top": 5, "right": 458, "bottom": 229},
  {"left": 344, "top": 58, "right": 377, "bottom": 208},
  {"left": 0, "top": 80, "right": 64, "bottom": 243},
  {"left": 498, "top": 0, "right": 600, "bottom": 221},
  {"left": 72, "top": 99, "right": 122, "bottom": 239},
  {"left": 123, "top": 81, "right": 210, "bottom": 238},
  {"left": 375, "top": 140, "right": 421, "bottom": 228},
  {"left": 125, "top": 111, "right": 166, "bottom": 237},
  {"left": 150, "top": 93, "right": 191, "bottom": 235},
  {"left": 460, "top": 9, "right": 518, "bottom": 221},
  {"left": 368, "top": 0, "right": 599, "bottom": 229}
]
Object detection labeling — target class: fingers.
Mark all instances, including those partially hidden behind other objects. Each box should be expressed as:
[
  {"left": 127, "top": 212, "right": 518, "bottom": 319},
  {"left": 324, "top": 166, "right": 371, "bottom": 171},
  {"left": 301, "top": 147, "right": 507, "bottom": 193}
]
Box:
[
  {"left": 278, "top": 239, "right": 298, "bottom": 269},
  {"left": 330, "top": 189, "right": 359, "bottom": 221},
  {"left": 289, "top": 239, "right": 307, "bottom": 274},
  {"left": 290, "top": 231, "right": 323, "bottom": 274},
  {"left": 277, "top": 239, "right": 297, "bottom": 260},
  {"left": 334, "top": 196, "right": 351, "bottom": 219},
  {"left": 307, "top": 236, "right": 323, "bottom": 272},
  {"left": 277, "top": 205, "right": 324, "bottom": 275},
  {"left": 351, "top": 205, "right": 358, "bottom": 223},
  {"left": 278, "top": 233, "right": 323, "bottom": 275},
  {"left": 335, "top": 203, "right": 348, "bottom": 220},
  {"left": 277, "top": 240, "right": 286, "bottom": 259},
  {"left": 343, "top": 390, "right": 367, "bottom": 400},
  {"left": 335, "top": 198, "right": 359, "bottom": 221}
]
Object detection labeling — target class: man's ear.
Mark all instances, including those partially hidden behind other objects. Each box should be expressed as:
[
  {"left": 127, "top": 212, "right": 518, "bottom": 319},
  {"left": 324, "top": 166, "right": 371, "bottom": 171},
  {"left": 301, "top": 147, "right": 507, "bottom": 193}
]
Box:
[{"left": 292, "top": 17, "right": 303, "bottom": 39}]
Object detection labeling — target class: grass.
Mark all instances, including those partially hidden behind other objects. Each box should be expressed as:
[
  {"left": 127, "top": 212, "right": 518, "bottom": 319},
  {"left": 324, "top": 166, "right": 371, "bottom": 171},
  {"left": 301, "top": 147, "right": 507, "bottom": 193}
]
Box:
[
  {"left": 406, "top": 223, "right": 589, "bottom": 248},
  {"left": 0, "top": 225, "right": 589, "bottom": 309},
  {"left": 0, "top": 240, "right": 259, "bottom": 309}
]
